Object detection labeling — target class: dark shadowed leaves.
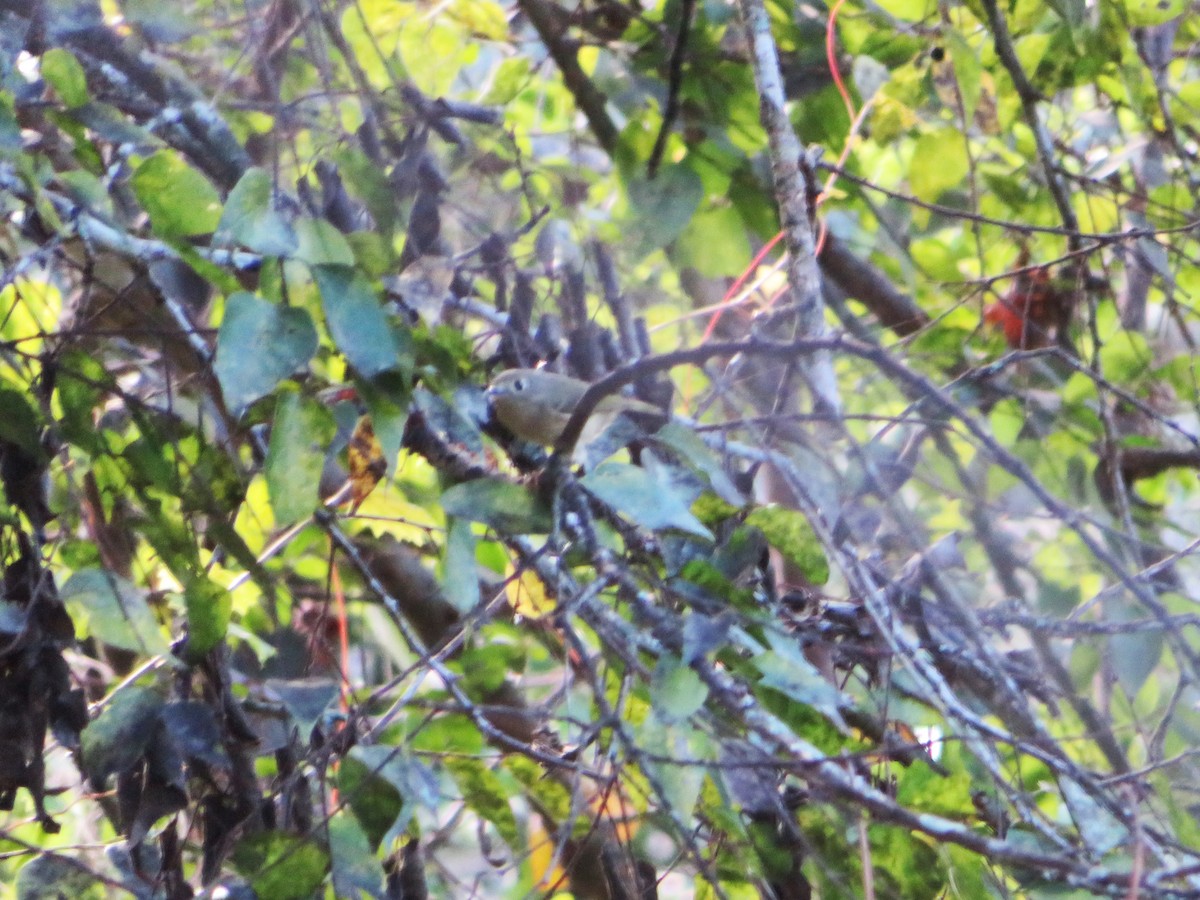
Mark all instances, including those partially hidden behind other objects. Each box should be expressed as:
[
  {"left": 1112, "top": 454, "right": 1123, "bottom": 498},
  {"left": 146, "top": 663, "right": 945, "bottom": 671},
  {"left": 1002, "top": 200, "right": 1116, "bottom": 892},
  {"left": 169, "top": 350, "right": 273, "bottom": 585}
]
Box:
[
  {"left": 16, "top": 855, "right": 106, "bottom": 900},
  {"left": 81, "top": 686, "right": 165, "bottom": 783},
  {"left": 0, "top": 387, "right": 42, "bottom": 457},
  {"left": 161, "top": 700, "right": 229, "bottom": 767},
  {"left": 231, "top": 833, "right": 328, "bottom": 900}
]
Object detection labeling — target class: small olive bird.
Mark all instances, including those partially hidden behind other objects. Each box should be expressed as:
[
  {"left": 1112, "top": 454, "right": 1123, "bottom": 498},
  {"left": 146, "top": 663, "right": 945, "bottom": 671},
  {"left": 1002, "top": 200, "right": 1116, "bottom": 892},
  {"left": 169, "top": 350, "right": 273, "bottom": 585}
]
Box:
[{"left": 486, "top": 368, "right": 664, "bottom": 447}]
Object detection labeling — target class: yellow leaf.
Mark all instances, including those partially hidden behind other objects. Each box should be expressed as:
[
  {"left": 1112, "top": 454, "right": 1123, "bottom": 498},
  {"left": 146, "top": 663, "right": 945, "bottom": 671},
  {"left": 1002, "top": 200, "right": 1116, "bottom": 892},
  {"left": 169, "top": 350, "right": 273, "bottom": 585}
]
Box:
[
  {"left": 506, "top": 565, "right": 554, "bottom": 619},
  {"left": 526, "top": 814, "right": 566, "bottom": 891},
  {"left": 348, "top": 416, "right": 386, "bottom": 511}
]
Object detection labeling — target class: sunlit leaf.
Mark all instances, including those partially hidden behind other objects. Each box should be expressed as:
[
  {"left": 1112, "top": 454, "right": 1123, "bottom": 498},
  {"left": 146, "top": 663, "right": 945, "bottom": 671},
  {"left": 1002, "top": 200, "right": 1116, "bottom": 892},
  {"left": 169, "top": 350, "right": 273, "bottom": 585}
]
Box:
[
  {"left": 131, "top": 151, "right": 222, "bottom": 238},
  {"left": 40, "top": 48, "right": 89, "bottom": 108},
  {"left": 446, "top": 757, "right": 521, "bottom": 852},
  {"left": 265, "top": 393, "right": 336, "bottom": 523},
  {"left": 908, "top": 128, "right": 969, "bottom": 204},
  {"left": 181, "top": 576, "right": 231, "bottom": 657},
  {"left": 61, "top": 569, "right": 171, "bottom": 656},
  {"left": 744, "top": 506, "right": 829, "bottom": 584},
  {"left": 673, "top": 203, "right": 752, "bottom": 278},
  {"left": 1123, "top": 0, "right": 1185, "bottom": 25},
  {"left": 294, "top": 216, "right": 355, "bottom": 266},
  {"left": 506, "top": 564, "right": 554, "bottom": 618}
]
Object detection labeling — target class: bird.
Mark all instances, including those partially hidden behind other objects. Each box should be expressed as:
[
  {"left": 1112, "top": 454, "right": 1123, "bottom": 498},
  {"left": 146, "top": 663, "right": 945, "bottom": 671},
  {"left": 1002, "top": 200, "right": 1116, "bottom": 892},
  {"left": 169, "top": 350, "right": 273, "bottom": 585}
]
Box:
[{"left": 486, "top": 368, "right": 665, "bottom": 447}]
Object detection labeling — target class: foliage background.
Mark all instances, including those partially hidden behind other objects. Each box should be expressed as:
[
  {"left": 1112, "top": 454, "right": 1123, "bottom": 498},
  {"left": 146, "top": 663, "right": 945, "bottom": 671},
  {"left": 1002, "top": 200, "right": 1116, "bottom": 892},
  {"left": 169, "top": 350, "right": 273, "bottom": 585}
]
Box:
[{"left": 1, "top": 0, "right": 1200, "bottom": 897}]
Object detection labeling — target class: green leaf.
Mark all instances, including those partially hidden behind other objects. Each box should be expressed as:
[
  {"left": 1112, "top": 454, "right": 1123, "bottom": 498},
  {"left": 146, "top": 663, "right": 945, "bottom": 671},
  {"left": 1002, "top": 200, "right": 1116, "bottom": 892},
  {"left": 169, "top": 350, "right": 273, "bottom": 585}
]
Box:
[
  {"left": 908, "top": 129, "right": 969, "bottom": 204},
  {"left": 266, "top": 677, "right": 340, "bottom": 736},
  {"left": 184, "top": 576, "right": 231, "bottom": 657},
  {"left": 753, "top": 629, "right": 846, "bottom": 728},
  {"left": 460, "top": 640, "right": 523, "bottom": 695},
  {"left": 648, "top": 423, "right": 745, "bottom": 506},
  {"left": 265, "top": 393, "right": 335, "bottom": 523},
  {"left": 313, "top": 264, "right": 401, "bottom": 377},
  {"left": 337, "top": 753, "right": 404, "bottom": 850},
  {"left": 651, "top": 656, "right": 708, "bottom": 723},
  {"left": 359, "top": 376, "right": 408, "bottom": 472},
  {"left": 441, "top": 478, "right": 552, "bottom": 534},
  {"left": 441, "top": 517, "right": 480, "bottom": 613},
  {"left": 482, "top": 56, "right": 532, "bottom": 104},
  {"left": 0, "top": 387, "right": 42, "bottom": 457},
  {"left": 744, "top": 506, "right": 829, "bottom": 584},
  {"left": 1060, "top": 777, "right": 1128, "bottom": 854},
  {"left": 1014, "top": 33, "right": 1051, "bottom": 75},
  {"left": 945, "top": 31, "right": 981, "bottom": 123},
  {"left": 640, "top": 718, "right": 708, "bottom": 818},
  {"left": 622, "top": 163, "right": 704, "bottom": 255},
  {"left": 57, "top": 169, "right": 113, "bottom": 218},
  {"left": 81, "top": 686, "right": 164, "bottom": 782},
  {"left": 672, "top": 203, "right": 751, "bottom": 278},
  {"left": 131, "top": 150, "right": 222, "bottom": 238},
  {"left": 871, "top": 0, "right": 936, "bottom": 20},
  {"left": 1123, "top": 0, "right": 1186, "bottom": 25},
  {"left": 1111, "top": 611, "right": 1163, "bottom": 698},
  {"left": 17, "top": 855, "right": 106, "bottom": 900},
  {"left": 293, "top": 216, "right": 355, "bottom": 265},
  {"left": 1097, "top": 331, "right": 1151, "bottom": 384},
  {"left": 214, "top": 292, "right": 318, "bottom": 414},
  {"left": 347, "top": 745, "right": 440, "bottom": 843},
  {"left": 41, "top": 48, "right": 89, "bottom": 109},
  {"left": 329, "top": 813, "right": 385, "bottom": 899},
  {"left": 60, "top": 569, "right": 172, "bottom": 656},
  {"left": 505, "top": 755, "right": 572, "bottom": 824},
  {"left": 217, "top": 167, "right": 298, "bottom": 256},
  {"left": 231, "top": 834, "right": 328, "bottom": 900},
  {"left": 895, "top": 759, "right": 973, "bottom": 817},
  {"left": 446, "top": 757, "right": 521, "bottom": 852},
  {"left": 580, "top": 461, "right": 713, "bottom": 538}
]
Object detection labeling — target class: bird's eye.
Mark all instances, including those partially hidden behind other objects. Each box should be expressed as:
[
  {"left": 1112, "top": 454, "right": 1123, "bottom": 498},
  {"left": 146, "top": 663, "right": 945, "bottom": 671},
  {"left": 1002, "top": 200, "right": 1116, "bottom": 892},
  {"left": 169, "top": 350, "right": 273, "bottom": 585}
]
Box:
[{"left": 513, "top": 377, "right": 527, "bottom": 392}]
